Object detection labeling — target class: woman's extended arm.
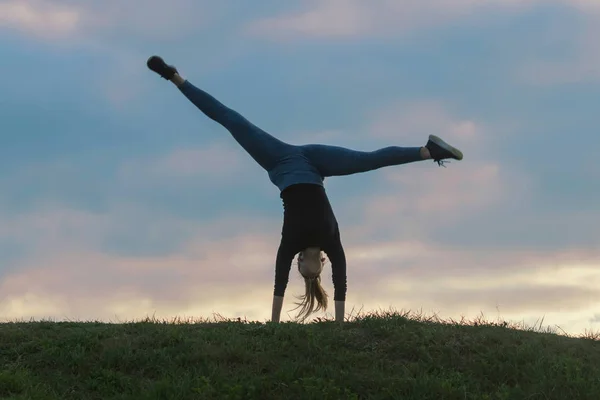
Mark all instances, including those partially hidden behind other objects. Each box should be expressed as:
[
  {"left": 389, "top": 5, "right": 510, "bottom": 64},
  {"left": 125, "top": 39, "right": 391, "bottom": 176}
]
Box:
[{"left": 271, "top": 295, "right": 284, "bottom": 323}]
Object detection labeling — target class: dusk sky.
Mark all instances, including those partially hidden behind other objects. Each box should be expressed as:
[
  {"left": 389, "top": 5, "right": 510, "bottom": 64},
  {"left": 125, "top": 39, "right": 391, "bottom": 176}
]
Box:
[{"left": 1, "top": 0, "right": 599, "bottom": 334}]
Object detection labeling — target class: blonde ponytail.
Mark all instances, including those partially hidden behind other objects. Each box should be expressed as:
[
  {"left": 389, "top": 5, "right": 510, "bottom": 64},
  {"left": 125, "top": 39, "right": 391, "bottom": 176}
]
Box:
[{"left": 292, "top": 274, "right": 328, "bottom": 322}]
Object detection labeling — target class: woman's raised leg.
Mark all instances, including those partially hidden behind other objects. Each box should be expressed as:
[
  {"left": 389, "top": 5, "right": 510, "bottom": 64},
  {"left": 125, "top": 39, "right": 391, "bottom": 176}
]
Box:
[
  {"left": 301, "top": 135, "right": 463, "bottom": 177},
  {"left": 147, "top": 56, "right": 295, "bottom": 171}
]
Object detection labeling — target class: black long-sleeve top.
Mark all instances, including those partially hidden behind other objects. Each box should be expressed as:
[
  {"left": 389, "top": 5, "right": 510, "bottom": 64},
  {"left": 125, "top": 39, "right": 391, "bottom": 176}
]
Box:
[{"left": 273, "top": 183, "right": 347, "bottom": 301}]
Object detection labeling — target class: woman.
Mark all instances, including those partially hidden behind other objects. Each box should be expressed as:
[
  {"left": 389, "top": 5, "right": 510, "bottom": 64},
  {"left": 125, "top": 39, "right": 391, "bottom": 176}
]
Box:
[{"left": 146, "top": 55, "right": 463, "bottom": 324}]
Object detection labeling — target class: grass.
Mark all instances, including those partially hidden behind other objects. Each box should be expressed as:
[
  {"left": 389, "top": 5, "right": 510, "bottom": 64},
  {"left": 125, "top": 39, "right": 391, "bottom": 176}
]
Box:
[{"left": 1, "top": 309, "right": 599, "bottom": 400}]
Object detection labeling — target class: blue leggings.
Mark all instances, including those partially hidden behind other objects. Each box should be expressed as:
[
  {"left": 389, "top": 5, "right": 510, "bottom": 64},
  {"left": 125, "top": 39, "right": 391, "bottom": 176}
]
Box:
[{"left": 178, "top": 81, "right": 423, "bottom": 190}]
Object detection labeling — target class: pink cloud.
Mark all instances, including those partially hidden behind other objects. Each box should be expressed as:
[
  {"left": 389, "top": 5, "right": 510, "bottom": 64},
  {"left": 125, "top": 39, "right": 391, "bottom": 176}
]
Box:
[
  {"left": 518, "top": 19, "right": 600, "bottom": 85},
  {"left": 0, "top": 206, "right": 111, "bottom": 255},
  {"left": 367, "top": 100, "right": 483, "bottom": 152},
  {"left": 0, "top": 207, "right": 282, "bottom": 321},
  {"left": 118, "top": 143, "right": 247, "bottom": 187},
  {"left": 369, "top": 163, "right": 507, "bottom": 218},
  {"left": 247, "top": 0, "right": 560, "bottom": 40},
  {"left": 0, "top": 0, "right": 81, "bottom": 38},
  {"left": 2, "top": 214, "right": 600, "bottom": 334},
  {"left": 248, "top": 0, "right": 370, "bottom": 39},
  {"left": 0, "top": 0, "right": 224, "bottom": 42}
]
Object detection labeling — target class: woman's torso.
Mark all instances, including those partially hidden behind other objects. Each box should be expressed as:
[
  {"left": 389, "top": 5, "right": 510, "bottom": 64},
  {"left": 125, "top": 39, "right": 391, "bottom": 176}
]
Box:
[{"left": 279, "top": 183, "right": 339, "bottom": 250}]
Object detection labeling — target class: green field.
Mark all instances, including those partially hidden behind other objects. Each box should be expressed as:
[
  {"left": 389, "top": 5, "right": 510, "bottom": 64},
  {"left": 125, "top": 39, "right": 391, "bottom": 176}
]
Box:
[{"left": 1, "top": 310, "right": 599, "bottom": 399}]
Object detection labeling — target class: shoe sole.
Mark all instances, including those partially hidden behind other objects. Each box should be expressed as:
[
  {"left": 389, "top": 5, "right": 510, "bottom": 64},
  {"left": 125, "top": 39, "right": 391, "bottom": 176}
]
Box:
[
  {"left": 147, "top": 56, "right": 175, "bottom": 79},
  {"left": 429, "top": 134, "right": 463, "bottom": 160},
  {"left": 147, "top": 56, "right": 164, "bottom": 69}
]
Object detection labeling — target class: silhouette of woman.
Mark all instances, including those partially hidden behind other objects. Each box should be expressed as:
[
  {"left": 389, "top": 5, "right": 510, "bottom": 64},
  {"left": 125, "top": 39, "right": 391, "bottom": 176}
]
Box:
[{"left": 146, "top": 56, "right": 464, "bottom": 323}]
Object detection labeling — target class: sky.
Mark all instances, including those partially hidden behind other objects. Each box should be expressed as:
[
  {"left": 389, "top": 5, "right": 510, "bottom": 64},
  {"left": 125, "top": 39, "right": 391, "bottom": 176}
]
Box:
[{"left": 1, "top": 0, "right": 599, "bottom": 334}]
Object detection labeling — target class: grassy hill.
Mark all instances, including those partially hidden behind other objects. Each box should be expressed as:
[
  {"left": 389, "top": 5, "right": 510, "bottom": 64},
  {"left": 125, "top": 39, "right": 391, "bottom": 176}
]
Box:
[{"left": 1, "top": 310, "right": 599, "bottom": 400}]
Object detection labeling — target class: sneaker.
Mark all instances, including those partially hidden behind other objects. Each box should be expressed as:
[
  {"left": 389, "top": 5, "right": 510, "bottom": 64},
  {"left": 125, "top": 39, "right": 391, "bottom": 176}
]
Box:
[
  {"left": 425, "top": 135, "right": 463, "bottom": 166},
  {"left": 146, "top": 55, "right": 178, "bottom": 80}
]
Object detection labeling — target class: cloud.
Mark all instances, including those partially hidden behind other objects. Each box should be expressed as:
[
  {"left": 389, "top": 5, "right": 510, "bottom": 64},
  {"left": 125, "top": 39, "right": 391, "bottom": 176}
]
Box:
[
  {"left": 247, "top": 0, "right": 540, "bottom": 40},
  {"left": 0, "top": 206, "right": 110, "bottom": 256},
  {"left": 0, "top": 0, "right": 80, "bottom": 38},
  {"left": 348, "top": 240, "right": 600, "bottom": 299},
  {"left": 426, "top": 285, "right": 599, "bottom": 315},
  {"left": 519, "top": 19, "right": 600, "bottom": 85},
  {"left": 362, "top": 163, "right": 508, "bottom": 228},
  {"left": 568, "top": 0, "right": 600, "bottom": 13},
  {"left": 0, "top": 168, "right": 271, "bottom": 265},
  {"left": 248, "top": 0, "right": 600, "bottom": 42},
  {"left": 0, "top": 0, "right": 221, "bottom": 42},
  {"left": 118, "top": 143, "right": 246, "bottom": 187},
  {"left": 0, "top": 202, "right": 283, "bottom": 322},
  {"left": 6, "top": 0, "right": 600, "bottom": 44},
  {"left": 367, "top": 100, "right": 481, "bottom": 146},
  {"left": 1, "top": 193, "right": 598, "bottom": 333},
  {"left": 2, "top": 207, "right": 600, "bottom": 333}
]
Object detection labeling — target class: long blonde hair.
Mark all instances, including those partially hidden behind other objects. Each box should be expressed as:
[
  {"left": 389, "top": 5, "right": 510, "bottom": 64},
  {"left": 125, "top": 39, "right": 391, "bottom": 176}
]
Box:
[{"left": 292, "top": 250, "right": 328, "bottom": 322}]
